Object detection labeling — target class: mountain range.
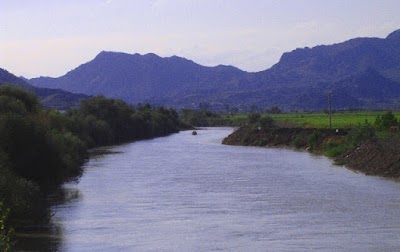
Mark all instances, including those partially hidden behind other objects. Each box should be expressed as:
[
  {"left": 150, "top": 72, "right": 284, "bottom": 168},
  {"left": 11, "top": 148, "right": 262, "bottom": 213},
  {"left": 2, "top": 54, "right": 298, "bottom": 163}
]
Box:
[
  {"left": 23, "top": 29, "right": 400, "bottom": 110},
  {"left": 0, "top": 68, "right": 88, "bottom": 110}
]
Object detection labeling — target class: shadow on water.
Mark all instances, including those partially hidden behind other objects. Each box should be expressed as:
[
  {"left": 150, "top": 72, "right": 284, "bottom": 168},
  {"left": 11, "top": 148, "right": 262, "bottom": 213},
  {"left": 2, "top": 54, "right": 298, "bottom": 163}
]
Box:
[
  {"left": 14, "top": 187, "right": 82, "bottom": 252},
  {"left": 88, "top": 147, "right": 124, "bottom": 157},
  {"left": 14, "top": 148, "right": 115, "bottom": 251}
]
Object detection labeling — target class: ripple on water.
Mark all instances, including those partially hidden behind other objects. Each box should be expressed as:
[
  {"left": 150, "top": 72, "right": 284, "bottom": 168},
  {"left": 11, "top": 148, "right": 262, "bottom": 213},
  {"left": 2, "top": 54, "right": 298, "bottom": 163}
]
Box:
[{"left": 26, "top": 128, "right": 400, "bottom": 251}]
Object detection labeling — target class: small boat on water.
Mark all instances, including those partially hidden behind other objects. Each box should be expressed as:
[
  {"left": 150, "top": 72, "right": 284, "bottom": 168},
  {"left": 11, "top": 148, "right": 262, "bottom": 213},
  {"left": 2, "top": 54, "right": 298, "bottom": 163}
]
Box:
[{"left": 192, "top": 130, "right": 197, "bottom": 135}]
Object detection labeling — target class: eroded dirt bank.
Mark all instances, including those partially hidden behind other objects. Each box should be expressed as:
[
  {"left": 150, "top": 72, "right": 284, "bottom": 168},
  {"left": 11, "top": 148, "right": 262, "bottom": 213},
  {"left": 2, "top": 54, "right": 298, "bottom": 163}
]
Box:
[
  {"left": 223, "top": 126, "right": 400, "bottom": 179},
  {"left": 336, "top": 140, "right": 400, "bottom": 178}
]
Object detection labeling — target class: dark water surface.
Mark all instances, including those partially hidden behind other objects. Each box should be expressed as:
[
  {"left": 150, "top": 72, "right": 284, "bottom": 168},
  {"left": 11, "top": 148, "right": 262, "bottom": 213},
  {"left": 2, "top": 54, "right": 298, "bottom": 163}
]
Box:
[{"left": 26, "top": 128, "right": 400, "bottom": 251}]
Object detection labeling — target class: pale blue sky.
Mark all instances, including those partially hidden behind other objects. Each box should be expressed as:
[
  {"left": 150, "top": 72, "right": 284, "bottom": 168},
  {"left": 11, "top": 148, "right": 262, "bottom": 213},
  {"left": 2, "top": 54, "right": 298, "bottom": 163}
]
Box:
[{"left": 1, "top": 0, "right": 399, "bottom": 77}]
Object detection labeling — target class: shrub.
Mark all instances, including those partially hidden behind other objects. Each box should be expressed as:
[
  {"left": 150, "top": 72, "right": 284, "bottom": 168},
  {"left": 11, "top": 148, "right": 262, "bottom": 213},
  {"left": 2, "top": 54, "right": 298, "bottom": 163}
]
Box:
[
  {"left": 346, "top": 124, "right": 375, "bottom": 146},
  {"left": 308, "top": 131, "right": 321, "bottom": 150},
  {"left": 292, "top": 136, "right": 303, "bottom": 148},
  {"left": 259, "top": 116, "right": 275, "bottom": 130},
  {"left": 324, "top": 142, "right": 349, "bottom": 157},
  {"left": 247, "top": 113, "right": 261, "bottom": 124},
  {"left": 0, "top": 202, "right": 14, "bottom": 252},
  {"left": 375, "top": 111, "right": 398, "bottom": 130}
]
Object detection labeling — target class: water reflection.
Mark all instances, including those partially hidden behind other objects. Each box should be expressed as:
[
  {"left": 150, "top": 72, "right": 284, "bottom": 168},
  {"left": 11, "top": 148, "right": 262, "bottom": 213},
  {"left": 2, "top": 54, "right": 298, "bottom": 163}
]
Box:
[
  {"left": 15, "top": 147, "right": 115, "bottom": 251},
  {"left": 15, "top": 224, "right": 62, "bottom": 252},
  {"left": 15, "top": 181, "right": 82, "bottom": 251}
]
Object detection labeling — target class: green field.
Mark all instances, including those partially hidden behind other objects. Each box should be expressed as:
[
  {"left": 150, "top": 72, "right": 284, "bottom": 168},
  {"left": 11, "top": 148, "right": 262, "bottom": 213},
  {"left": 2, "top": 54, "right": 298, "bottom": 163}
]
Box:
[
  {"left": 271, "top": 112, "right": 379, "bottom": 128},
  {"left": 224, "top": 111, "right": 400, "bottom": 129}
]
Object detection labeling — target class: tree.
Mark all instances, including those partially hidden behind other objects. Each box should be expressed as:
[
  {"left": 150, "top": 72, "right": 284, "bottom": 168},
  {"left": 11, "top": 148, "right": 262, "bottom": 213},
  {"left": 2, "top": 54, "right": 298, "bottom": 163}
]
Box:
[
  {"left": 0, "top": 85, "right": 40, "bottom": 113},
  {"left": 0, "top": 88, "right": 86, "bottom": 188}
]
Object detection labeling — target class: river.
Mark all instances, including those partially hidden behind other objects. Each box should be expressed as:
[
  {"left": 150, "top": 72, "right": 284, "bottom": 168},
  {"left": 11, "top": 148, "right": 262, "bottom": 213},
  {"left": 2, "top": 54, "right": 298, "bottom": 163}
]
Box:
[{"left": 21, "top": 127, "right": 400, "bottom": 251}]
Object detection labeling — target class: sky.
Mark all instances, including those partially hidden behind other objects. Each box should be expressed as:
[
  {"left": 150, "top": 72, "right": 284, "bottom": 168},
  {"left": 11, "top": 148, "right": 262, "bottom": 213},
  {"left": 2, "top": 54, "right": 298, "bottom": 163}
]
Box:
[{"left": 1, "top": 0, "right": 400, "bottom": 78}]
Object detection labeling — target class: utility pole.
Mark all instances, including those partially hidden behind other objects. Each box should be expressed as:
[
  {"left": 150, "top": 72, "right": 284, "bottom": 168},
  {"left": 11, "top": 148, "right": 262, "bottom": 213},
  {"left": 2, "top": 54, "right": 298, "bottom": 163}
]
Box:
[{"left": 328, "top": 93, "right": 332, "bottom": 129}]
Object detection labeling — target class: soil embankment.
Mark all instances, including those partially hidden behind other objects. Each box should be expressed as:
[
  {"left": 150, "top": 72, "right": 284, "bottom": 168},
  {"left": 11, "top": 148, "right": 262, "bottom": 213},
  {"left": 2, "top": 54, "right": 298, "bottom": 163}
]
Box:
[
  {"left": 336, "top": 140, "right": 400, "bottom": 178},
  {"left": 223, "top": 126, "right": 400, "bottom": 179},
  {"left": 222, "top": 126, "right": 347, "bottom": 150}
]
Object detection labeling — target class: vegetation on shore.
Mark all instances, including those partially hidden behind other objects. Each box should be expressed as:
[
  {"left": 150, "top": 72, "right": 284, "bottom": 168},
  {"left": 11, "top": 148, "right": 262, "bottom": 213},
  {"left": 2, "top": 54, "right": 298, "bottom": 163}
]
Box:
[
  {"left": 2, "top": 87, "right": 399, "bottom": 248},
  {"left": 179, "top": 109, "right": 400, "bottom": 128},
  {"left": 223, "top": 111, "right": 400, "bottom": 178},
  {"left": 0, "top": 85, "right": 185, "bottom": 248}
]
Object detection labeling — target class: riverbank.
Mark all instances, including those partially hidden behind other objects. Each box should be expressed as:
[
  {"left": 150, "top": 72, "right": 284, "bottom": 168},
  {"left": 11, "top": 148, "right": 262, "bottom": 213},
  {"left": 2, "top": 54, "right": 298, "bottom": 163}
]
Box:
[
  {"left": 0, "top": 87, "right": 187, "bottom": 250},
  {"left": 336, "top": 139, "right": 400, "bottom": 178},
  {"left": 222, "top": 126, "right": 400, "bottom": 179}
]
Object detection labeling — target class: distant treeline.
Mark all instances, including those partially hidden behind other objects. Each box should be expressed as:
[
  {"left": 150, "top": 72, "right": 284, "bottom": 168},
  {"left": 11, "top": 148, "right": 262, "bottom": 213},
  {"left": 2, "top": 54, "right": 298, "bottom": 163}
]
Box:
[{"left": 0, "top": 85, "right": 185, "bottom": 246}]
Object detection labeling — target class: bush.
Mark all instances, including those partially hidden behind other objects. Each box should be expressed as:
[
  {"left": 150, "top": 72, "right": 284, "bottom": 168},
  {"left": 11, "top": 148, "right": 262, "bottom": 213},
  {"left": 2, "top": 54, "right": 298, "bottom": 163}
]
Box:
[
  {"left": 308, "top": 131, "right": 321, "bottom": 150},
  {"left": 324, "top": 142, "right": 349, "bottom": 157},
  {"left": 346, "top": 124, "right": 375, "bottom": 146},
  {"left": 247, "top": 113, "right": 261, "bottom": 124},
  {"left": 0, "top": 202, "right": 14, "bottom": 252},
  {"left": 259, "top": 116, "right": 275, "bottom": 130},
  {"left": 292, "top": 136, "right": 304, "bottom": 148},
  {"left": 323, "top": 124, "right": 376, "bottom": 158},
  {"left": 375, "top": 111, "right": 398, "bottom": 130}
]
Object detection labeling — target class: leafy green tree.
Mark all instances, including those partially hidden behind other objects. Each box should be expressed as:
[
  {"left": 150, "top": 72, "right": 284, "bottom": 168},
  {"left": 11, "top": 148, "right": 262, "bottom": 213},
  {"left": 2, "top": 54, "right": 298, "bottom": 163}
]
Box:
[
  {"left": 77, "top": 96, "right": 138, "bottom": 143},
  {"left": 74, "top": 96, "right": 181, "bottom": 144},
  {"left": 0, "top": 88, "right": 86, "bottom": 188},
  {"left": 0, "top": 89, "right": 183, "bottom": 233},
  {"left": 0, "top": 85, "right": 40, "bottom": 113},
  {"left": 180, "top": 109, "right": 219, "bottom": 127}
]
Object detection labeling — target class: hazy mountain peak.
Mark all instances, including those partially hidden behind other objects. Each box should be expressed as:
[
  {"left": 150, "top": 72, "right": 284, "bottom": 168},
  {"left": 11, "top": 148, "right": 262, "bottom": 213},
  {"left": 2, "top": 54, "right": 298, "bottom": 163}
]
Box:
[
  {"left": 386, "top": 29, "right": 400, "bottom": 40},
  {"left": 27, "top": 29, "right": 400, "bottom": 110},
  {"left": 97, "top": 50, "right": 124, "bottom": 56},
  {"left": 143, "top": 52, "right": 160, "bottom": 58}
]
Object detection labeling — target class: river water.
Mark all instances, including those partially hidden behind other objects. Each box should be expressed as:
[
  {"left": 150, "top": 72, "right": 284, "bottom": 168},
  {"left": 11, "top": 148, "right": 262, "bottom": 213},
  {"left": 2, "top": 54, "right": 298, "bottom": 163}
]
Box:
[{"left": 33, "top": 128, "right": 400, "bottom": 251}]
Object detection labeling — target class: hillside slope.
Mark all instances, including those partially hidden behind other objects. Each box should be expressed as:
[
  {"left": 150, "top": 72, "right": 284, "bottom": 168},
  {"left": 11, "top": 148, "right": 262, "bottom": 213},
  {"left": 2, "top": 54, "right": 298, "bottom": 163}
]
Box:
[
  {"left": 29, "top": 29, "right": 400, "bottom": 110},
  {"left": 0, "top": 68, "right": 88, "bottom": 110},
  {"left": 29, "top": 52, "right": 253, "bottom": 108}
]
